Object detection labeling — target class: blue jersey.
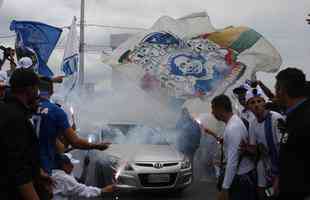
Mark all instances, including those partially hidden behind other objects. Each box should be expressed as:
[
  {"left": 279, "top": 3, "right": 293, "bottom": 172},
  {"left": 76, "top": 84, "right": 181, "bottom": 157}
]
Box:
[{"left": 36, "top": 98, "right": 70, "bottom": 174}]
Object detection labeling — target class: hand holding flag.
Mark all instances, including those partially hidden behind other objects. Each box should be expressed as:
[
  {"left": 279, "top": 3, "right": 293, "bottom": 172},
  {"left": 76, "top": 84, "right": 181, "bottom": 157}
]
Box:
[{"left": 10, "top": 20, "right": 62, "bottom": 77}]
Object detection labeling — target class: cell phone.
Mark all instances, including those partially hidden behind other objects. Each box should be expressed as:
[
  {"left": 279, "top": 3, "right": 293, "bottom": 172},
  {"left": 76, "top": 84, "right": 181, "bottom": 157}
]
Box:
[{"left": 265, "top": 187, "right": 274, "bottom": 197}]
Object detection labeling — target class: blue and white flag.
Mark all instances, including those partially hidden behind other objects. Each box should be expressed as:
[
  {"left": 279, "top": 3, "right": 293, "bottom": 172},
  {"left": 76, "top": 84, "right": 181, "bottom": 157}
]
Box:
[
  {"left": 61, "top": 17, "right": 79, "bottom": 95},
  {"left": 61, "top": 17, "right": 79, "bottom": 77},
  {"left": 10, "top": 20, "right": 62, "bottom": 77}
]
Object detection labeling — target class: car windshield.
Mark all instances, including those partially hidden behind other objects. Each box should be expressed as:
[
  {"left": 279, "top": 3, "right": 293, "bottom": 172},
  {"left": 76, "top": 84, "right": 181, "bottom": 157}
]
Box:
[{"left": 100, "top": 124, "right": 176, "bottom": 145}]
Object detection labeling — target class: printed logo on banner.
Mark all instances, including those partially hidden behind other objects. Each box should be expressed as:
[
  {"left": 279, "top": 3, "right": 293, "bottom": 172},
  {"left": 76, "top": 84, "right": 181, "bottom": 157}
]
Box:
[{"left": 120, "top": 31, "right": 246, "bottom": 99}]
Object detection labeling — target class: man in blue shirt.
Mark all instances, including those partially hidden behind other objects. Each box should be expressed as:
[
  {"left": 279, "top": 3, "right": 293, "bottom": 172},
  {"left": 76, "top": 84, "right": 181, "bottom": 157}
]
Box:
[{"left": 36, "top": 77, "right": 110, "bottom": 175}]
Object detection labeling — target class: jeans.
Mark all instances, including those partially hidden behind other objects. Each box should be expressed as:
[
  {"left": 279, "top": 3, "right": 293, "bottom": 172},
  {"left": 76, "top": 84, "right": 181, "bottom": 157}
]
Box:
[{"left": 229, "top": 170, "right": 257, "bottom": 200}]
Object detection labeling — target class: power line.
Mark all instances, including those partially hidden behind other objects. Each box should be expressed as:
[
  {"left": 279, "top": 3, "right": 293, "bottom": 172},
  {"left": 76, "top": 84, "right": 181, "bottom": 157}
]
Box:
[
  {"left": 79, "top": 23, "right": 146, "bottom": 31},
  {"left": 55, "top": 44, "right": 112, "bottom": 54},
  {"left": 0, "top": 22, "right": 146, "bottom": 37},
  {"left": 0, "top": 23, "right": 141, "bottom": 52},
  {"left": 0, "top": 34, "right": 16, "bottom": 39},
  {"left": 55, "top": 44, "right": 112, "bottom": 49}
]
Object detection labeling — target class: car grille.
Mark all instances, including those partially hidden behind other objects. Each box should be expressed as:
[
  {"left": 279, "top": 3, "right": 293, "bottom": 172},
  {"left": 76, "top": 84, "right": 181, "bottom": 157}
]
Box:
[
  {"left": 135, "top": 162, "right": 179, "bottom": 168},
  {"left": 163, "top": 162, "right": 178, "bottom": 167},
  {"left": 138, "top": 173, "right": 177, "bottom": 187},
  {"left": 135, "top": 163, "right": 153, "bottom": 167}
]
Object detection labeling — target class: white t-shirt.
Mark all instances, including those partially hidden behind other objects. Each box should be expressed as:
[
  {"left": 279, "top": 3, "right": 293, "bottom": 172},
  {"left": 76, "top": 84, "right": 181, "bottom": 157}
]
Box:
[
  {"left": 240, "top": 109, "right": 256, "bottom": 145},
  {"left": 249, "top": 111, "right": 283, "bottom": 187},
  {"left": 222, "top": 114, "right": 255, "bottom": 189},
  {"left": 240, "top": 109, "right": 256, "bottom": 123},
  {"left": 52, "top": 169, "right": 102, "bottom": 200}
]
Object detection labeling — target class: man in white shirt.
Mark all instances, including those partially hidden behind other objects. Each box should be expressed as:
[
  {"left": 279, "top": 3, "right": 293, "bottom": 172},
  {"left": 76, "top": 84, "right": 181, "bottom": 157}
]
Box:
[
  {"left": 245, "top": 85, "right": 283, "bottom": 199},
  {"left": 204, "top": 94, "right": 256, "bottom": 200},
  {"left": 52, "top": 153, "right": 115, "bottom": 200}
]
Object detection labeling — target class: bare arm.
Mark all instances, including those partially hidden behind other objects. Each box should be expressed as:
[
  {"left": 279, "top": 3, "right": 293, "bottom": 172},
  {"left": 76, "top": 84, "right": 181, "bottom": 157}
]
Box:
[
  {"left": 56, "top": 138, "right": 66, "bottom": 153},
  {"left": 64, "top": 127, "right": 110, "bottom": 150},
  {"left": 19, "top": 182, "right": 40, "bottom": 200},
  {"left": 203, "top": 127, "right": 223, "bottom": 144},
  {"left": 101, "top": 185, "right": 115, "bottom": 194},
  {"left": 257, "top": 80, "right": 274, "bottom": 99},
  {"left": 51, "top": 75, "right": 65, "bottom": 83}
]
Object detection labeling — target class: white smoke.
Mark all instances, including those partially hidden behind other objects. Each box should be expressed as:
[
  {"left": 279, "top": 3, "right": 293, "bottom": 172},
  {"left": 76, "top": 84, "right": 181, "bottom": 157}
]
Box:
[{"left": 54, "top": 62, "right": 225, "bottom": 183}]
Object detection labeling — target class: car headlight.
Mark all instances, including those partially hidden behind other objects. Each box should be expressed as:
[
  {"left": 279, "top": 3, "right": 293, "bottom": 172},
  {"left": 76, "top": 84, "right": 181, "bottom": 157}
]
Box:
[
  {"left": 180, "top": 158, "right": 191, "bottom": 169},
  {"left": 110, "top": 156, "right": 134, "bottom": 171},
  {"left": 110, "top": 156, "right": 120, "bottom": 169},
  {"left": 123, "top": 163, "right": 134, "bottom": 171}
]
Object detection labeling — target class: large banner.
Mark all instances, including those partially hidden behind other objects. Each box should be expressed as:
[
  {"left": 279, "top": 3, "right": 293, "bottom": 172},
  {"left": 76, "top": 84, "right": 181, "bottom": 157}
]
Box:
[
  {"left": 10, "top": 20, "right": 62, "bottom": 77},
  {"left": 106, "top": 12, "right": 282, "bottom": 110}
]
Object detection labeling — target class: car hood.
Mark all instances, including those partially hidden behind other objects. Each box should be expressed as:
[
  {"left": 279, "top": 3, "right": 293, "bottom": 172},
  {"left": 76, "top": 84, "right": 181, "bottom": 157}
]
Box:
[{"left": 102, "top": 144, "right": 184, "bottom": 162}]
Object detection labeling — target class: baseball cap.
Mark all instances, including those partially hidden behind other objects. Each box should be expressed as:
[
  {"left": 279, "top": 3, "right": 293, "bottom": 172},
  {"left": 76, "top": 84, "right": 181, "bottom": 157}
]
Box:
[
  {"left": 16, "top": 57, "right": 33, "bottom": 69},
  {"left": 233, "top": 81, "right": 252, "bottom": 95},
  {"left": 233, "top": 85, "right": 248, "bottom": 95},
  {"left": 9, "top": 68, "right": 39, "bottom": 89},
  {"left": 245, "top": 85, "right": 266, "bottom": 103}
]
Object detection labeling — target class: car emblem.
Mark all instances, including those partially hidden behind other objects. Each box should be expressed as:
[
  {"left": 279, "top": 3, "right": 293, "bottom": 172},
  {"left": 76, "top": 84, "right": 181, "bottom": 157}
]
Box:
[{"left": 153, "top": 162, "right": 163, "bottom": 169}]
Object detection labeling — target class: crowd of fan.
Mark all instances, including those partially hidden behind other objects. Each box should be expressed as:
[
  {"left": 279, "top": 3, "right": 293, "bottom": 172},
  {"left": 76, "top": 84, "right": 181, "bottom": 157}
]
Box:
[
  {"left": 201, "top": 68, "right": 310, "bottom": 200},
  {"left": 0, "top": 50, "right": 116, "bottom": 200},
  {"left": 1, "top": 46, "right": 310, "bottom": 200}
]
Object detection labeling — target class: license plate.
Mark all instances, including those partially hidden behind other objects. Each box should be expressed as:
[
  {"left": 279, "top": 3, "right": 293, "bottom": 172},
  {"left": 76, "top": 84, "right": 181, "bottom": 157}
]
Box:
[{"left": 148, "top": 174, "right": 170, "bottom": 183}]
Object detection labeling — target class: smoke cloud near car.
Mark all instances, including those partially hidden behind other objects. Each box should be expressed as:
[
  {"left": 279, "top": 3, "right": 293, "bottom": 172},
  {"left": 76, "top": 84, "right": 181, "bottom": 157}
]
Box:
[{"left": 56, "top": 69, "right": 223, "bottom": 182}]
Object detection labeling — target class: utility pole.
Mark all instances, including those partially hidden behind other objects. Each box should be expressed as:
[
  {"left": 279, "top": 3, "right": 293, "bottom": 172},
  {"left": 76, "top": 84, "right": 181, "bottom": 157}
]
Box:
[{"left": 79, "top": 0, "right": 85, "bottom": 88}]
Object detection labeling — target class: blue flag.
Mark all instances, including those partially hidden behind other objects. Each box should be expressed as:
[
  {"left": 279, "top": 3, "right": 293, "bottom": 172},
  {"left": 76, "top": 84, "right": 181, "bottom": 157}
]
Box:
[{"left": 10, "top": 20, "right": 62, "bottom": 77}]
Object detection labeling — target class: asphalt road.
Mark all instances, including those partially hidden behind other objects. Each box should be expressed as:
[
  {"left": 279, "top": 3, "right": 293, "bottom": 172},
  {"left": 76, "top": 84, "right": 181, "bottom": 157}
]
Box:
[{"left": 107, "top": 179, "right": 217, "bottom": 200}]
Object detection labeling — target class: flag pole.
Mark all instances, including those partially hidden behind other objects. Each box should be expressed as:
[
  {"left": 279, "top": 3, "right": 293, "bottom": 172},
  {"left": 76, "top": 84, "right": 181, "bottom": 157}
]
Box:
[{"left": 79, "top": 0, "right": 85, "bottom": 88}]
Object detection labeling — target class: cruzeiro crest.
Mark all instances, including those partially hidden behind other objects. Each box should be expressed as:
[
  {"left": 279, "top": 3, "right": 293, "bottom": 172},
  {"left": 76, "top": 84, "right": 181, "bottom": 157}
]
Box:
[
  {"left": 62, "top": 54, "right": 78, "bottom": 76},
  {"left": 119, "top": 31, "right": 246, "bottom": 99}
]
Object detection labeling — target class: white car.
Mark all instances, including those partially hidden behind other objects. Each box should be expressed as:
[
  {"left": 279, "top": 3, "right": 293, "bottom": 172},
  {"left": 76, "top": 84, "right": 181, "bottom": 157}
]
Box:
[{"left": 79, "top": 124, "right": 193, "bottom": 192}]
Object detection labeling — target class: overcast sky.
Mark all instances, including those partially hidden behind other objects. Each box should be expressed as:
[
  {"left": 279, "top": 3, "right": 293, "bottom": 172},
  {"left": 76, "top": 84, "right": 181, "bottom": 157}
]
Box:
[{"left": 0, "top": 0, "right": 309, "bottom": 89}]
